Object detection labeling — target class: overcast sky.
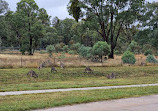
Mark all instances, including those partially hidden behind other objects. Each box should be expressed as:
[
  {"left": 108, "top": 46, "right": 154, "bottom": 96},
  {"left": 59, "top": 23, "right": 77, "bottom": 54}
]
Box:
[{"left": 5, "top": 0, "right": 158, "bottom": 20}]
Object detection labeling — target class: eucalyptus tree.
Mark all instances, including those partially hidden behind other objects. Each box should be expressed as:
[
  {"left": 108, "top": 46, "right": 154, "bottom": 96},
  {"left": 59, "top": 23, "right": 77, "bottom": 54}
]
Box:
[
  {"left": 0, "top": 0, "right": 8, "bottom": 15},
  {"left": 0, "top": 0, "right": 9, "bottom": 47},
  {"left": 140, "top": 1, "right": 158, "bottom": 29},
  {"left": 68, "top": 0, "right": 145, "bottom": 58},
  {"left": 16, "top": 0, "right": 49, "bottom": 55}
]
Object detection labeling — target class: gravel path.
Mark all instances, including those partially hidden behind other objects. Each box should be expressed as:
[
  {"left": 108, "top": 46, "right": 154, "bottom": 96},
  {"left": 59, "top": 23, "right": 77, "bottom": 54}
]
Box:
[
  {"left": 0, "top": 83, "right": 158, "bottom": 96},
  {"left": 33, "top": 95, "right": 158, "bottom": 111}
]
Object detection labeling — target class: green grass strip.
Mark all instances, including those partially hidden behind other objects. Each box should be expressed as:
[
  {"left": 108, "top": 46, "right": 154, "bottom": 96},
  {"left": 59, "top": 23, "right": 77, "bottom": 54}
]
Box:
[{"left": 0, "top": 86, "right": 158, "bottom": 111}]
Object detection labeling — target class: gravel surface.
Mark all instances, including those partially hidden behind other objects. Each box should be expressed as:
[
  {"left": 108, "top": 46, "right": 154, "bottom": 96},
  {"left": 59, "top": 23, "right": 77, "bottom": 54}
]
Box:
[{"left": 0, "top": 83, "right": 158, "bottom": 96}]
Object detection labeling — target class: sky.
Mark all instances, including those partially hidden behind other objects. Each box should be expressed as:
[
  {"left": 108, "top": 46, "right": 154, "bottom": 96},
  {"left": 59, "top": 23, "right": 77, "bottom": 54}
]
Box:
[
  {"left": 5, "top": 0, "right": 72, "bottom": 20},
  {"left": 5, "top": 0, "right": 158, "bottom": 20}
]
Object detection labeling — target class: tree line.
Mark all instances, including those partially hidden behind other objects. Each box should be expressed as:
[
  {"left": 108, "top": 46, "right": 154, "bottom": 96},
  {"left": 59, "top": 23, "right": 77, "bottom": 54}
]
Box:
[{"left": 0, "top": 0, "right": 158, "bottom": 58}]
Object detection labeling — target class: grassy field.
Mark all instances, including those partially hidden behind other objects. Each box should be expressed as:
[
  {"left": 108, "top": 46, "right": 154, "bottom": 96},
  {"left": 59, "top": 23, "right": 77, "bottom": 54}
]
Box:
[
  {"left": 1, "top": 53, "right": 157, "bottom": 68},
  {"left": 0, "top": 86, "right": 158, "bottom": 111},
  {"left": 0, "top": 66, "right": 158, "bottom": 92}
]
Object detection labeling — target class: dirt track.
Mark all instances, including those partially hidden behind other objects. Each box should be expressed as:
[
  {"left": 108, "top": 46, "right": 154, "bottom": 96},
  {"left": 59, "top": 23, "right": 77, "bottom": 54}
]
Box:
[{"left": 0, "top": 83, "right": 158, "bottom": 96}]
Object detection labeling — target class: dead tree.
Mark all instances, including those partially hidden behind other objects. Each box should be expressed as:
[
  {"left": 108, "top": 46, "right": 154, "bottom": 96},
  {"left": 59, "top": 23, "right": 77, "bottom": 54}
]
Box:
[
  {"left": 27, "top": 70, "right": 38, "bottom": 78},
  {"left": 84, "top": 66, "right": 93, "bottom": 73},
  {"left": 51, "top": 66, "right": 57, "bottom": 73}
]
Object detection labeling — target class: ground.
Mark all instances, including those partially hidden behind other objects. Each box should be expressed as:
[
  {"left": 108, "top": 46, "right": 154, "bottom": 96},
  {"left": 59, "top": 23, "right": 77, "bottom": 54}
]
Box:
[
  {"left": 0, "top": 66, "right": 158, "bottom": 92},
  {"left": 0, "top": 53, "right": 158, "bottom": 111}
]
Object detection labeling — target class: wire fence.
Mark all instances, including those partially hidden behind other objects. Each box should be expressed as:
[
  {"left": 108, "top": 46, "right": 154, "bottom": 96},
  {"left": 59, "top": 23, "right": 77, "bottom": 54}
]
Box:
[{"left": 0, "top": 47, "right": 158, "bottom": 68}]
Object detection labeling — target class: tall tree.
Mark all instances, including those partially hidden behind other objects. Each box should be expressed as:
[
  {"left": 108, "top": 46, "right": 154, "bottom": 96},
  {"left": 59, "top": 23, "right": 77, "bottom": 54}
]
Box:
[
  {"left": 0, "top": 0, "right": 9, "bottom": 47},
  {"left": 68, "top": 0, "right": 145, "bottom": 58},
  {"left": 16, "top": 0, "right": 49, "bottom": 55},
  {"left": 0, "top": 0, "right": 8, "bottom": 14}
]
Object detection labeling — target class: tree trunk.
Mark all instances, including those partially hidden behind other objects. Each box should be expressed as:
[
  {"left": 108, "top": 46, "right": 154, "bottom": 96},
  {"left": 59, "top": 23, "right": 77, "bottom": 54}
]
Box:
[
  {"left": 29, "top": 36, "right": 33, "bottom": 55},
  {"left": 109, "top": 10, "right": 114, "bottom": 59},
  {"left": 109, "top": 46, "right": 114, "bottom": 59}
]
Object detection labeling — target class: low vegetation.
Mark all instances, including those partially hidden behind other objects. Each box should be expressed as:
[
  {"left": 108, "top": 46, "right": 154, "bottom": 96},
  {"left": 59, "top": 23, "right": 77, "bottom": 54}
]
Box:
[
  {"left": 1, "top": 86, "right": 158, "bottom": 111},
  {"left": 122, "top": 51, "right": 136, "bottom": 64},
  {"left": 0, "top": 66, "right": 158, "bottom": 92}
]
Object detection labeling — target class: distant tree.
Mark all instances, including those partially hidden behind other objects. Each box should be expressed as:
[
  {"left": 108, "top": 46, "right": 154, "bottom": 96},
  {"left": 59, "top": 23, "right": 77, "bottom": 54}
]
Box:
[
  {"left": 149, "top": 29, "right": 158, "bottom": 50},
  {"left": 92, "top": 41, "right": 110, "bottom": 62},
  {"left": 55, "top": 18, "right": 76, "bottom": 45},
  {"left": 127, "top": 41, "right": 141, "bottom": 54},
  {"left": 46, "top": 45, "right": 55, "bottom": 57}
]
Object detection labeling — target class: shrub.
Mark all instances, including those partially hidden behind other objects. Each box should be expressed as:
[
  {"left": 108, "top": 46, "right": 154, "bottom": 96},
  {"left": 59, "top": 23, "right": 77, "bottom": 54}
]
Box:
[
  {"left": 79, "top": 45, "right": 92, "bottom": 59},
  {"left": 40, "top": 50, "right": 47, "bottom": 54},
  {"left": 46, "top": 45, "right": 55, "bottom": 57},
  {"left": 70, "top": 42, "right": 81, "bottom": 53},
  {"left": 68, "top": 50, "right": 75, "bottom": 55},
  {"left": 92, "top": 41, "right": 110, "bottom": 62},
  {"left": 146, "top": 55, "right": 158, "bottom": 63},
  {"left": 58, "top": 53, "right": 66, "bottom": 59},
  {"left": 114, "top": 50, "right": 121, "bottom": 55},
  {"left": 144, "top": 49, "right": 152, "bottom": 56},
  {"left": 62, "top": 45, "right": 69, "bottom": 53},
  {"left": 55, "top": 43, "right": 65, "bottom": 52},
  {"left": 122, "top": 51, "right": 136, "bottom": 64}
]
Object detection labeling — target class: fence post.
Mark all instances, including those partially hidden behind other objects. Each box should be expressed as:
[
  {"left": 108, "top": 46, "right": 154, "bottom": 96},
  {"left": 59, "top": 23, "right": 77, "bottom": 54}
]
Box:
[{"left": 21, "top": 57, "right": 22, "bottom": 67}]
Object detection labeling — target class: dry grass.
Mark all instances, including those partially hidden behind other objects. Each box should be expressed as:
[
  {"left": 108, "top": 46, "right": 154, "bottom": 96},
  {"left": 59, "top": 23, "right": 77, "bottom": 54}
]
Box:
[{"left": 0, "top": 53, "right": 157, "bottom": 68}]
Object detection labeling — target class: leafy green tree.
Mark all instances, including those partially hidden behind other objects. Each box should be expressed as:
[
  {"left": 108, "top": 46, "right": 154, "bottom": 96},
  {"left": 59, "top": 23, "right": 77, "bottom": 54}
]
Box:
[
  {"left": 144, "top": 49, "right": 153, "bottom": 56},
  {"left": 140, "top": 2, "right": 158, "bottom": 29},
  {"left": 92, "top": 41, "right": 110, "bottom": 62},
  {"left": 55, "top": 18, "right": 76, "bottom": 45},
  {"left": 0, "top": 0, "right": 8, "bottom": 14},
  {"left": 16, "top": 0, "right": 49, "bottom": 55},
  {"left": 149, "top": 29, "right": 158, "bottom": 50}
]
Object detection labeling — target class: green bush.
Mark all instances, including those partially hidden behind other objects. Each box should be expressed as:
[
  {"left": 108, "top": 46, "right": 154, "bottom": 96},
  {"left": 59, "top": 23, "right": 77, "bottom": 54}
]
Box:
[
  {"left": 62, "top": 45, "right": 69, "bottom": 53},
  {"left": 146, "top": 55, "right": 158, "bottom": 63},
  {"left": 122, "top": 51, "right": 136, "bottom": 64},
  {"left": 68, "top": 50, "right": 75, "bottom": 55},
  {"left": 55, "top": 43, "right": 65, "bottom": 52},
  {"left": 144, "top": 49, "right": 152, "bottom": 56},
  {"left": 70, "top": 42, "right": 81, "bottom": 53},
  {"left": 92, "top": 41, "right": 110, "bottom": 62},
  {"left": 114, "top": 50, "right": 121, "bottom": 55},
  {"left": 40, "top": 50, "right": 47, "bottom": 54},
  {"left": 79, "top": 45, "right": 92, "bottom": 59},
  {"left": 46, "top": 45, "right": 55, "bottom": 57},
  {"left": 58, "top": 53, "right": 66, "bottom": 59}
]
